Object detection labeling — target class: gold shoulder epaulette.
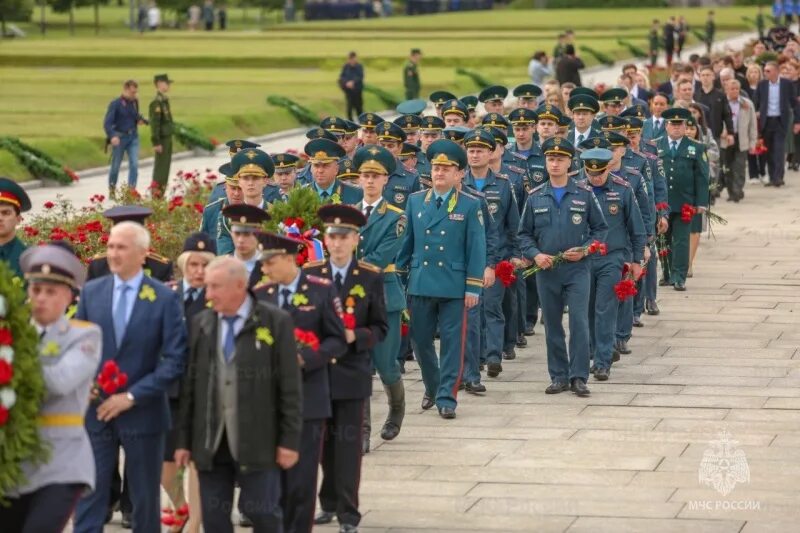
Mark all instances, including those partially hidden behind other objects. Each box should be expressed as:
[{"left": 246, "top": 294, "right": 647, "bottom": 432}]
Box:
[
  {"left": 385, "top": 203, "right": 404, "bottom": 214},
  {"left": 302, "top": 259, "right": 325, "bottom": 270},
  {"left": 357, "top": 260, "right": 381, "bottom": 273},
  {"left": 147, "top": 252, "right": 170, "bottom": 264},
  {"left": 69, "top": 319, "right": 93, "bottom": 328}
]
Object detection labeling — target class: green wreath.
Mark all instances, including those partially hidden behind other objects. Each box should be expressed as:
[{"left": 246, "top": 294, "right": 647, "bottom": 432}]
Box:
[{"left": 0, "top": 261, "right": 48, "bottom": 500}]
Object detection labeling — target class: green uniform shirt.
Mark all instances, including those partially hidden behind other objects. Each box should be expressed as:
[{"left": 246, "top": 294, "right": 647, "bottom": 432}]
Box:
[
  {"left": 149, "top": 92, "right": 174, "bottom": 146},
  {"left": 0, "top": 236, "right": 27, "bottom": 279},
  {"left": 403, "top": 61, "right": 420, "bottom": 98}
]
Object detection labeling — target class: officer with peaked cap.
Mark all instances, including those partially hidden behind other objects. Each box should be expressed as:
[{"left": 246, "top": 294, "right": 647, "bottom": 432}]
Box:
[
  {"left": 358, "top": 112, "right": 384, "bottom": 145},
  {"left": 460, "top": 95, "right": 479, "bottom": 127},
  {"left": 429, "top": 90, "right": 457, "bottom": 117},
  {"left": 394, "top": 113, "right": 423, "bottom": 145},
  {"left": 0, "top": 177, "right": 31, "bottom": 278},
  {"left": 441, "top": 99, "right": 469, "bottom": 127},
  {"left": 479, "top": 85, "right": 508, "bottom": 114},
  {"left": 518, "top": 137, "right": 608, "bottom": 397},
  {"left": 1, "top": 245, "right": 101, "bottom": 531},
  {"left": 305, "top": 138, "right": 363, "bottom": 205},
  {"left": 599, "top": 87, "right": 629, "bottom": 117},
  {"left": 225, "top": 139, "right": 260, "bottom": 157},
  {"left": 376, "top": 122, "right": 420, "bottom": 210},
  {"left": 568, "top": 94, "right": 602, "bottom": 147},
  {"left": 513, "top": 84, "right": 543, "bottom": 109},
  {"left": 272, "top": 152, "right": 301, "bottom": 200},
  {"left": 221, "top": 204, "right": 271, "bottom": 288}
]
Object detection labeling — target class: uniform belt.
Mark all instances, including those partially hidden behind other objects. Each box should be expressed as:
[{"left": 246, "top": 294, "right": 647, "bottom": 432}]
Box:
[
  {"left": 38, "top": 413, "right": 85, "bottom": 427},
  {"left": 384, "top": 264, "right": 397, "bottom": 273}
]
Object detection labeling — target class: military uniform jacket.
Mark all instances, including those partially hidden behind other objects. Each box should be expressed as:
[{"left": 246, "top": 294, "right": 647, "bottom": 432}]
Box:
[
  {"left": 642, "top": 117, "right": 666, "bottom": 145},
  {"left": 383, "top": 163, "right": 421, "bottom": 210},
  {"left": 216, "top": 201, "right": 273, "bottom": 257},
  {"left": 519, "top": 179, "right": 609, "bottom": 258},
  {"left": 404, "top": 60, "right": 420, "bottom": 92},
  {"left": 506, "top": 142, "right": 548, "bottom": 192},
  {"left": 612, "top": 165, "right": 653, "bottom": 236},
  {"left": 356, "top": 198, "right": 407, "bottom": 313},
  {"left": 578, "top": 175, "right": 646, "bottom": 262},
  {"left": 655, "top": 136, "right": 710, "bottom": 212},
  {"left": 87, "top": 252, "right": 173, "bottom": 282},
  {"left": 397, "top": 188, "right": 487, "bottom": 298},
  {"left": 463, "top": 169, "right": 520, "bottom": 261},
  {"left": 177, "top": 300, "right": 302, "bottom": 471},
  {"left": 627, "top": 148, "right": 669, "bottom": 222},
  {"left": 567, "top": 126, "right": 602, "bottom": 149},
  {"left": 415, "top": 151, "right": 432, "bottom": 185},
  {"left": 0, "top": 236, "right": 27, "bottom": 279},
  {"left": 13, "top": 317, "right": 101, "bottom": 496},
  {"left": 254, "top": 271, "right": 347, "bottom": 420},
  {"left": 303, "top": 260, "right": 388, "bottom": 400},
  {"left": 149, "top": 92, "right": 173, "bottom": 146},
  {"left": 308, "top": 179, "right": 364, "bottom": 206},
  {"left": 497, "top": 161, "right": 527, "bottom": 214}
]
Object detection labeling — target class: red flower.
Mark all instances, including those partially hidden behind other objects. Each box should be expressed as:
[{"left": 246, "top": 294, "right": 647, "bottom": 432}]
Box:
[
  {"left": 0, "top": 328, "right": 13, "bottom": 345},
  {"left": 680, "top": 203, "right": 696, "bottom": 224},
  {"left": 100, "top": 234, "right": 109, "bottom": 244},
  {"left": 655, "top": 202, "right": 670, "bottom": 211},
  {"left": 294, "top": 328, "right": 320, "bottom": 351},
  {"left": 613, "top": 278, "right": 638, "bottom": 301},
  {"left": 115, "top": 373, "right": 128, "bottom": 388},
  {"left": 0, "top": 359, "right": 13, "bottom": 386},
  {"left": 43, "top": 201, "right": 55, "bottom": 209},
  {"left": 0, "top": 405, "right": 8, "bottom": 427},
  {"left": 400, "top": 323, "right": 410, "bottom": 337},
  {"left": 23, "top": 226, "right": 39, "bottom": 237},
  {"left": 342, "top": 313, "right": 356, "bottom": 330},
  {"left": 283, "top": 217, "right": 305, "bottom": 230},
  {"left": 585, "top": 240, "right": 607, "bottom": 256},
  {"left": 100, "top": 360, "right": 119, "bottom": 381},
  {"left": 193, "top": 203, "right": 204, "bottom": 214},
  {"left": 658, "top": 249, "right": 669, "bottom": 257},
  {"left": 101, "top": 381, "right": 117, "bottom": 395},
  {"left": 176, "top": 504, "right": 190, "bottom": 517},
  {"left": 64, "top": 166, "right": 80, "bottom": 182},
  {"left": 597, "top": 243, "right": 608, "bottom": 256},
  {"left": 494, "top": 260, "right": 517, "bottom": 287}
]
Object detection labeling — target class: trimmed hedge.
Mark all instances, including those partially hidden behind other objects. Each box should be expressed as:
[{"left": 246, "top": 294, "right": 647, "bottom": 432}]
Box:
[{"left": 510, "top": 0, "right": 666, "bottom": 8}]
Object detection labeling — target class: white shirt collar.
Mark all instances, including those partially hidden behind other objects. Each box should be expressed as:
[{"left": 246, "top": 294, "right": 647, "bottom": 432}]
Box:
[
  {"left": 330, "top": 259, "right": 352, "bottom": 282},
  {"left": 279, "top": 271, "right": 302, "bottom": 294}
]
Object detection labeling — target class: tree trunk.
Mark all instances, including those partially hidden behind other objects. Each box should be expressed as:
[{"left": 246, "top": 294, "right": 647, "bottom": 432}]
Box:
[
  {"left": 94, "top": 1, "right": 100, "bottom": 34},
  {"left": 40, "top": 0, "right": 46, "bottom": 35},
  {"left": 69, "top": 4, "right": 75, "bottom": 36},
  {"left": 1, "top": 13, "right": 6, "bottom": 40}
]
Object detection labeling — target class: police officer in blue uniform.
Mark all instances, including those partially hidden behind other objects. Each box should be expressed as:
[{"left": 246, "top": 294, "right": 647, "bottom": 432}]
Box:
[
  {"left": 375, "top": 121, "right": 421, "bottom": 210},
  {"left": 578, "top": 149, "right": 646, "bottom": 381},
  {"left": 463, "top": 129, "right": 520, "bottom": 377},
  {"left": 253, "top": 232, "right": 348, "bottom": 533},
  {"left": 396, "top": 139, "right": 486, "bottom": 418},
  {"left": 518, "top": 137, "right": 608, "bottom": 396},
  {"left": 305, "top": 138, "right": 363, "bottom": 205}
]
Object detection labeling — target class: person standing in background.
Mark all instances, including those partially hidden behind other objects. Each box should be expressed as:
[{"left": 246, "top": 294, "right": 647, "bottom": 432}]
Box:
[
  {"left": 202, "top": 0, "right": 214, "bottom": 30},
  {"left": 404, "top": 48, "right": 422, "bottom": 100},
  {"left": 104, "top": 80, "right": 146, "bottom": 197},
  {"left": 217, "top": 2, "right": 227, "bottom": 30},
  {"left": 149, "top": 73, "right": 175, "bottom": 193},
  {"left": 147, "top": 1, "right": 160, "bottom": 31},
  {"left": 528, "top": 51, "right": 552, "bottom": 90},
  {"left": 187, "top": 4, "right": 200, "bottom": 30},
  {"left": 339, "top": 52, "right": 365, "bottom": 121},
  {"left": 663, "top": 17, "right": 676, "bottom": 67},
  {"left": 676, "top": 16, "right": 688, "bottom": 59},
  {"left": 705, "top": 10, "right": 716, "bottom": 54}
]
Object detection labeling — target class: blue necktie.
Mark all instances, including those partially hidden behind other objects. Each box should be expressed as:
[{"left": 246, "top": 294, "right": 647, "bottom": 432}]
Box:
[
  {"left": 113, "top": 284, "right": 130, "bottom": 347},
  {"left": 281, "top": 288, "right": 292, "bottom": 310},
  {"left": 670, "top": 141, "right": 678, "bottom": 157},
  {"left": 222, "top": 315, "right": 238, "bottom": 363}
]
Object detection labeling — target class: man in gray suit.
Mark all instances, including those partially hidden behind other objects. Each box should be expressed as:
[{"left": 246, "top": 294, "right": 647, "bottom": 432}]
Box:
[
  {"left": 175, "top": 256, "right": 302, "bottom": 533},
  {"left": 721, "top": 79, "right": 758, "bottom": 202},
  {"left": 0, "top": 244, "right": 101, "bottom": 532}
]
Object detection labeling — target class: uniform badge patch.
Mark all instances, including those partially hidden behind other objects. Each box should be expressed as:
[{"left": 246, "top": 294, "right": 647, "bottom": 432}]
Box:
[
  {"left": 609, "top": 203, "right": 619, "bottom": 215},
  {"left": 477, "top": 209, "right": 484, "bottom": 226},
  {"left": 394, "top": 193, "right": 406, "bottom": 204},
  {"left": 533, "top": 171, "right": 544, "bottom": 182},
  {"left": 397, "top": 215, "right": 407, "bottom": 236},
  {"left": 488, "top": 202, "right": 499, "bottom": 214},
  {"left": 572, "top": 213, "right": 582, "bottom": 224}
]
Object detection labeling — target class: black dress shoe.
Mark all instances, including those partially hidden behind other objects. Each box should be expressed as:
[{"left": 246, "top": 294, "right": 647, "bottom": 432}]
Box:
[
  {"left": 612, "top": 350, "right": 620, "bottom": 362},
  {"left": 121, "top": 513, "right": 132, "bottom": 529},
  {"left": 645, "top": 299, "right": 660, "bottom": 315},
  {"left": 486, "top": 361, "right": 502, "bottom": 377},
  {"left": 659, "top": 278, "right": 669, "bottom": 287},
  {"left": 421, "top": 395, "right": 435, "bottom": 410},
  {"left": 673, "top": 282, "right": 686, "bottom": 291},
  {"left": 339, "top": 524, "right": 359, "bottom": 533},
  {"left": 502, "top": 349, "right": 516, "bottom": 360},
  {"left": 616, "top": 339, "right": 632, "bottom": 354},
  {"left": 524, "top": 324, "right": 535, "bottom": 336},
  {"left": 570, "top": 378, "right": 591, "bottom": 397},
  {"left": 438, "top": 406, "right": 456, "bottom": 419},
  {"left": 594, "top": 368, "right": 610, "bottom": 381},
  {"left": 545, "top": 381, "right": 569, "bottom": 394},
  {"left": 516, "top": 334, "right": 527, "bottom": 348},
  {"left": 632, "top": 316, "right": 643, "bottom": 327},
  {"left": 465, "top": 381, "right": 486, "bottom": 394},
  {"left": 314, "top": 511, "right": 336, "bottom": 525}
]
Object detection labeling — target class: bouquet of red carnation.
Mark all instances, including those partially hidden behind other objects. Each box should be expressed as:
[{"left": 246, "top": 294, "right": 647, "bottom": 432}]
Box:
[
  {"left": 754, "top": 138, "right": 767, "bottom": 155},
  {"left": 342, "top": 313, "right": 356, "bottom": 330},
  {"left": 161, "top": 504, "right": 189, "bottom": 527},
  {"left": 655, "top": 202, "right": 670, "bottom": 212},
  {"left": 614, "top": 263, "right": 639, "bottom": 301},
  {"left": 523, "top": 240, "right": 607, "bottom": 278},
  {"left": 680, "top": 203, "right": 696, "bottom": 224},
  {"left": 400, "top": 309, "right": 410, "bottom": 337},
  {"left": 495, "top": 260, "right": 517, "bottom": 287},
  {"left": 294, "top": 328, "right": 320, "bottom": 351},
  {"left": 95, "top": 360, "right": 128, "bottom": 397}
]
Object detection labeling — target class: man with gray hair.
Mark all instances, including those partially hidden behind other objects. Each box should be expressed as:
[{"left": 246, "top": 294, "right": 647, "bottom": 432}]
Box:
[
  {"left": 176, "top": 255, "right": 302, "bottom": 532},
  {"left": 74, "top": 220, "right": 188, "bottom": 533},
  {"left": 721, "top": 78, "right": 758, "bottom": 202}
]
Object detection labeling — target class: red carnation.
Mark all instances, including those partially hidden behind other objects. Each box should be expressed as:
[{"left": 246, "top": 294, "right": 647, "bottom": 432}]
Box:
[
  {"left": 100, "top": 360, "right": 118, "bottom": 380},
  {"left": 0, "top": 359, "right": 13, "bottom": 386},
  {"left": 494, "top": 260, "right": 517, "bottom": 287},
  {"left": 342, "top": 313, "right": 356, "bottom": 330},
  {"left": 0, "top": 328, "right": 13, "bottom": 346},
  {"left": 101, "top": 381, "right": 117, "bottom": 395},
  {"left": 115, "top": 374, "right": 128, "bottom": 388},
  {"left": 400, "top": 323, "right": 410, "bottom": 337},
  {"left": 680, "top": 203, "right": 696, "bottom": 224},
  {"left": 194, "top": 203, "right": 204, "bottom": 214},
  {"left": 43, "top": 201, "right": 55, "bottom": 209},
  {"left": 0, "top": 405, "right": 8, "bottom": 427},
  {"left": 658, "top": 249, "right": 669, "bottom": 257},
  {"left": 294, "top": 328, "right": 320, "bottom": 351},
  {"left": 655, "top": 202, "right": 670, "bottom": 211}
]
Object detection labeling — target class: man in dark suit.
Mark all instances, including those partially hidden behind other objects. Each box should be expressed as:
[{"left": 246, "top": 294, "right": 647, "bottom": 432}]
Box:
[
  {"left": 695, "top": 66, "right": 734, "bottom": 145},
  {"left": 73, "top": 221, "right": 187, "bottom": 533},
  {"left": 338, "top": 51, "right": 364, "bottom": 121},
  {"left": 754, "top": 61, "right": 800, "bottom": 186},
  {"left": 175, "top": 256, "right": 302, "bottom": 533},
  {"left": 663, "top": 17, "right": 676, "bottom": 67},
  {"left": 555, "top": 44, "right": 584, "bottom": 87},
  {"left": 254, "top": 233, "right": 348, "bottom": 533},
  {"left": 306, "top": 205, "right": 388, "bottom": 533}
]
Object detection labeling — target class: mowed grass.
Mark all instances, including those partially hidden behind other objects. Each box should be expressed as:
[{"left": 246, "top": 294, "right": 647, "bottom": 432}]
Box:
[{"left": 1, "top": 5, "right": 756, "bottom": 180}]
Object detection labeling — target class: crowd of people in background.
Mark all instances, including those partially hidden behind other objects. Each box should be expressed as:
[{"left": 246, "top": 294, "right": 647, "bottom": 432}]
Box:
[{"left": 136, "top": 1, "right": 227, "bottom": 32}]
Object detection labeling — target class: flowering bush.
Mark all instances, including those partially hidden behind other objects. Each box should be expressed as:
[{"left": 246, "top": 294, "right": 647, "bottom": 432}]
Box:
[{"left": 22, "top": 170, "right": 215, "bottom": 263}]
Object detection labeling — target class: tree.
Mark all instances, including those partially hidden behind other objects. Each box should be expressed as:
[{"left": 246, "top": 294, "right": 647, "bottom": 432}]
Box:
[{"left": 0, "top": 0, "right": 33, "bottom": 38}]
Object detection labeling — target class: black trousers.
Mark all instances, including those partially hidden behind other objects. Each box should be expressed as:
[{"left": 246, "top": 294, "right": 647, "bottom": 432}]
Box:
[
  {"left": 748, "top": 152, "right": 767, "bottom": 179},
  {"left": 0, "top": 483, "right": 84, "bottom": 532},
  {"left": 318, "top": 399, "right": 365, "bottom": 527},
  {"left": 344, "top": 89, "right": 363, "bottom": 121},
  {"left": 525, "top": 276, "right": 540, "bottom": 328},
  {"left": 282, "top": 418, "right": 325, "bottom": 533},
  {"left": 763, "top": 117, "right": 787, "bottom": 184},
  {"left": 722, "top": 140, "right": 747, "bottom": 200},
  {"left": 197, "top": 433, "right": 283, "bottom": 533}
]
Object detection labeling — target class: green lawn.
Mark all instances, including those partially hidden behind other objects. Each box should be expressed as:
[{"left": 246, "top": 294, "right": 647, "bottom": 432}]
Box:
[{"left": 0, "top": 5, "right": 758, "bottom": 181}]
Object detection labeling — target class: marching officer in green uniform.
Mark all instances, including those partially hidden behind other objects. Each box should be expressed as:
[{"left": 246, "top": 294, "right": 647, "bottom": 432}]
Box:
[
  {"left": 430, "top": 90, "right": 457, "bottom": 118},
  {"left": 656, "top": 108, "right": 709, "bottom": 291},
  {"left": 305, "top": 138, "right": 364, "bottom": 205},
  {"left": 200, "top": 164, "right": 241, "bottom": 244},
  {"left": 358, "top": 112, "right": 384, "bottom": 146},
  {"left": 87, "top": 206, "right": 173, "bottom": 281},
  {"left": 705, "top": 10, "right": 715, "bottom": 54},
  {"left": 419, "top": 115, "right": 444, "bottom": 152},
  {"left": 578, "top": 148, "right": 645, "bottom": 382},
  {"left": 598, "top": 88, "right": 628, "bottom": 119},
  {"left": 460, "top": 96, "right": 479, "bottom": 127},
  {"left": 396, "top": 139, "right": 486, "bottom": 419},
  {"left": 649, "top": 19, "right": 660, "bottom": 67},
  {"left": 567, "top": 94, "right": 602, "bottom": 149},
  {"left": 306, "top": 205, "right": 387, "bottom": 533},
  {"left": 375, "top": 122, "right": 421, "bottom": 210},
  {"left": 350, "top": 146, "right": 408, "bottom": 447},
  {"left": 518, "top": 137, "right": 608, "bottom": 397},
  {"left": 513, "top": 84, "right": 542, "bottom": 109},
  {"left": 337, "top": 158, "right": 360, "bottom": 185},
  {"left": 442, "top": 98, "right": 469, "bottom": 128},
  {"left": 149, "top": 73, "right": 174, "bottom": 192},
  {"left": 221, "top": 203, "right": 271, "bottom": 288},
  {"left": 479, "top": 85, "right": 508, "bottom": 115},
  {"left": 206, "top": 139, "right": 261, "bottom": 205},
  {"left": 297, "top": 127, "right": 341, "bottom": 187},
  {"left": 273, "top": 152, "right": 301, "bottom": 200},
  {"left": 463, "top": 129, "right": 520, "bottom": 375},
  {"left": 404, "top": 48, "right": 422, "bottom": 100},
  {"left": 394, "top": 113, "right": 422, "bottom": 146},
  {"left": 0, "top": 177, "right": 31, "bottom": 279}
]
